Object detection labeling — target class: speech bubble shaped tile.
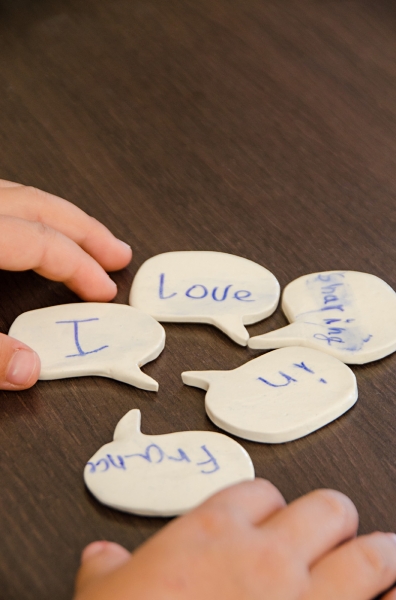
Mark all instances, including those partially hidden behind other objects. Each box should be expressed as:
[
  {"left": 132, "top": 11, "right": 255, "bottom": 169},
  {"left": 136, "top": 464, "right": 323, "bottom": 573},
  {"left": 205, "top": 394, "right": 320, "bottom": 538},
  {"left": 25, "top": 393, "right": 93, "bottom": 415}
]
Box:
[
  {"left": 129, "top": 251, "right": 280, "bottom": 345},
  {"left": 182, "top": 347, "right": 357, "bottom": 443},
  {"left": 248, "top": 271, "right": 396, "bottom": 364},
  {"left": 84, "top": 409, "right": 255, "bottom": 516},
  {"left": 8, "top": 304, "right": 165, "bottom": 390}
]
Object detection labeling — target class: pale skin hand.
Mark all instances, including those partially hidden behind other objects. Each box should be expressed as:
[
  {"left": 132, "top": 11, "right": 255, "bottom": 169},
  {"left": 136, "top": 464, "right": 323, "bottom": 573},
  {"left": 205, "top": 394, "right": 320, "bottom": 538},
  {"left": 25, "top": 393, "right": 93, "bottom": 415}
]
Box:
[
  {"left": 74, "top": 480, "right": 396, "bottom": 600},
  {"left": 0, "top": 179, "right": 132, "bottom": 391}
]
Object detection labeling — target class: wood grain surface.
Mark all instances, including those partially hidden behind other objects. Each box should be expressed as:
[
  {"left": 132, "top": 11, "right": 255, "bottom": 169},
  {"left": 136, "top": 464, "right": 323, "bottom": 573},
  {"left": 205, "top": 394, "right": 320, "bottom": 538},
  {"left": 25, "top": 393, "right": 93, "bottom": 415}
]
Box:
[{"left": 1, "top": 0, "right": 396, "bottom": 597}]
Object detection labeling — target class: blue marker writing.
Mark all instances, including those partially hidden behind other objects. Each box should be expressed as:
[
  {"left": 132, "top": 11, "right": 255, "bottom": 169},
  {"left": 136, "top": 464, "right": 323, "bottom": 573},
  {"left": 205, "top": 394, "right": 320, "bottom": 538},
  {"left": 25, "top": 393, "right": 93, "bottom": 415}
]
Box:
[
  {"left": 56, "top": 318, "right": 108, "bottom": 358},
  {"left": 186, "top": 285, "right": 208, "bottom": 299},
  {"left": 88, "top": 444, "right": 220, "bottom": 475},
  {"left": 212, "top": 285, "right": 232, "bottom": 302},
  {"left": 234, "top": 290, "right": 254, "bottom": 302},
  {"left": 197, "top": 445, "right": 220, "bottom": 474},
  {"left": 107, "top": 454, "right": 126, "bottom": 470},
  {"left": 293, "top": 362, "right": 314, "bottom": 374},
  {"left": 125, "top": 444, "right": 165, "bottom": 464},
  {"left": 159, "top": 273, "right": 177, "bottom": 300},
  {"left": 167, "top": 449, "right": 191, "bottom": 463},
  {"left": 258, "top": 372, "right": 298, "bottom": 387}
]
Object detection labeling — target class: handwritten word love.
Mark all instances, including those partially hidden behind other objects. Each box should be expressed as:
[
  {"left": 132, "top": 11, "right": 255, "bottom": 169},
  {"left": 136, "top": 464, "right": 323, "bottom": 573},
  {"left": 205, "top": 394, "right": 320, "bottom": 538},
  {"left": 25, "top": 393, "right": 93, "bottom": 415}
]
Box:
[{"left": 158, "top": 273, "right": 255, "bottom": 302}]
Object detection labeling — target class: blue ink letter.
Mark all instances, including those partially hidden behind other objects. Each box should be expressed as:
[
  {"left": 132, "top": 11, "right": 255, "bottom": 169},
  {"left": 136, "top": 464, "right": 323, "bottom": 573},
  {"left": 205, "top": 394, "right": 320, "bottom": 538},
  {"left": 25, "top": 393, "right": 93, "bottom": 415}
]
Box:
[
  {"left": 197, "top": 445, "right": 220, "bottom": 474},
  {"left": 125, "top": 444, "right": 165, "bottom": 464},
  {"left": 314, "top": 333, "right": 344, "bottom": 346},
  {"left": 95, "top": 458, "right": 110, "bottom": 472},
  {"left": 159, "top": 273, "right": 177, "bottom": 299},
  {"left": 234, "top": 290, "right": 254, "bottom": 302},
  {"left": 212, "top": 285, "right": 232, "bottom": 302},
  {"left": 319, "top": 305, "right": 345, "bottom": 313},
  {"left": 293, "top": 362, "right": 314, "bottom": 374},
  {"left": 167, "top": 449, "right": 191, "bottom": 463},
  {"left": 186, "top": 285, "right": 208, "bottom": 299},
  {"left": 258, "top": 372, "right": 297, "bottom": 387},
  {"left": 56, "top": 318, "right": 108, "bottom": 358},
  {"left": 106, "top": 454, "right": 126, "bottom": 470}
]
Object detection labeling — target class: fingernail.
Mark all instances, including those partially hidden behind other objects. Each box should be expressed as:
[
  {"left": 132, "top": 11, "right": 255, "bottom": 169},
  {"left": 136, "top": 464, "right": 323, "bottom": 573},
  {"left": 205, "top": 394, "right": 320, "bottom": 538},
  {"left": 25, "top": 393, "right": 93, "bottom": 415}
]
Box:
[
  {"left": 117, "top": 239, "right": 131, "bottom": 250},
  {"left": 388, "top": 533, "right": 396, "bottom": 544},
  {"left": 81, "top": 541, "right": 108, "bottom": 563},
  {"left": 6, "top": 349, "right": 39, "bottom": 385}
]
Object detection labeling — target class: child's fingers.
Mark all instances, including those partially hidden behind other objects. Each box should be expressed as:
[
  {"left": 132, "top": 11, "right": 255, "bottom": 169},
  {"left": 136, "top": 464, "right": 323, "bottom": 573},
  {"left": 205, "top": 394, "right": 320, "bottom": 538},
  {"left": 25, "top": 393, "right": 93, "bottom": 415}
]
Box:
[
  {"left": 0, "top": 184, "right": 132, "bottom": 272},
  {"left": 383, "top": 587, "right": 396, "bottom": 599},
  {"left": 75, "top": 542, "right": 131, "bottom": 597},
  {"left": 0, "top": 215, "right": 118, "bottom": 301},
  {"left": 194, "top": 479, "right": 286, "bottom": 526},
  {"left": 0, "top": 333, "right": 40, "bottom": 390},
  {"left": 263, "top": 489, "right": 358, "bottom": 566},
  {"left": 306, "top": 532, "right": 396, "bottom": 600}
]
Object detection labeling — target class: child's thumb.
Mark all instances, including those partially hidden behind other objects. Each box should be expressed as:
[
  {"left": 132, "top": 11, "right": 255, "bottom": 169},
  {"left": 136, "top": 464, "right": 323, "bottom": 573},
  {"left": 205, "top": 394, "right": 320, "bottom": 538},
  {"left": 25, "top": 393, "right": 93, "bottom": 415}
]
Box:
[
  {"left": 0, "top": 333, "right": 40, "bottom": 390},
  {"left": 74, "top": 542, "right": 131, "bottom": 597}
]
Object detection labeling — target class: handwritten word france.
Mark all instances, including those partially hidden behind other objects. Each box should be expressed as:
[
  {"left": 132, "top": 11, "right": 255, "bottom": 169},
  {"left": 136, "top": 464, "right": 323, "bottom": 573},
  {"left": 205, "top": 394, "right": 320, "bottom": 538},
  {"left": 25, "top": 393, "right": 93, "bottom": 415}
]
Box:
[
  {"left": 258, "top": 361, "right": 327, "bottom": 387},
  {"left": 87, "top": 444, "right": 220, "bottom": 475},
  {"left": 158, "top": 273, "right": 255, "bottom": 302},
  {"left": 56, "top": 318, "right": 109, "bottom": 358}
]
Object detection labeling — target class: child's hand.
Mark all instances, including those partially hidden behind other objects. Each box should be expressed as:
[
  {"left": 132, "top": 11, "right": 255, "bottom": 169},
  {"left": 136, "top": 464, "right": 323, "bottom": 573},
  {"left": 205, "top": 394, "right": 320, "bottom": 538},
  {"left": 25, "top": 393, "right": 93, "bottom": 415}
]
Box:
[
  {"left": 0, "top": 179, "right": 132, "bottom": 390},
  {"left": 74, "top": 480, "right": 396, "bottom": 600}
]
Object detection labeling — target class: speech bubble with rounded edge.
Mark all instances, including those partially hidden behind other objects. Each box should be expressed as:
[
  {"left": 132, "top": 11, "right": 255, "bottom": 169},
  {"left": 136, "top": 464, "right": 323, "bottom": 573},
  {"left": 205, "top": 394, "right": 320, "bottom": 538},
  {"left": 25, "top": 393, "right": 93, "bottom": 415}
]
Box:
[
  {"left": 9, "top": 303, "right": 165, "bottom": 391},
  {"left": 84, "top": 409, "right": 255, "bottom": 516},
  {"left": 248, "top": 271, "right": 396, "bottom": 364},
  {"left": 182, "top": 347, "right": 357, "bottom": 443},
  {"left": 129, "top": 251, "right": 280, "bottom": 346}
]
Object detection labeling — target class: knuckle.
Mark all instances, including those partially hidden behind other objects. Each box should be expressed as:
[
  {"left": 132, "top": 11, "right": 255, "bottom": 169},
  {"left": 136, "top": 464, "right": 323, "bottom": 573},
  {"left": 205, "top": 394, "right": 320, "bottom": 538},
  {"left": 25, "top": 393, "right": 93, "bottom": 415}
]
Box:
[
  {"left": 24, "top": 186, "right": 53, "bottom": 216},
  {"left": 256, "top": 523, "right": 298, "bottom": 567},
  {"left": 32, "top": 222, "right": 59, "bottom": 267},
  {"left": 253, "top": 478, "right": 286, "bottom": 505},
  {"left": 193, "top": 505, "right": 233, "bottom": 537},
  {"left": 250, "top": 537, "right": 309, "bottom": 595},
  {"left": 312, "top": 489, "right": 357, "bottom": 525},
  {"left": 34, "top": 221, "right": 55, "bottom": 242},
  {"left": 356, "top": 533, "right": 396, "bottom": 578},
  {"left": 85, "top": 215, "right": 103, "bottom": 240},
  {"left": 262, "top": 534, "right": 290, "bottom": 563},
  {"left": 24, "top": 186, "right": 45, "bottom": 201},
  {"left": 89, "top": 216, "right": 102, "bottom": 228},
  {"left": 217, "top": 478, "right": 285, "bottom": 508}
]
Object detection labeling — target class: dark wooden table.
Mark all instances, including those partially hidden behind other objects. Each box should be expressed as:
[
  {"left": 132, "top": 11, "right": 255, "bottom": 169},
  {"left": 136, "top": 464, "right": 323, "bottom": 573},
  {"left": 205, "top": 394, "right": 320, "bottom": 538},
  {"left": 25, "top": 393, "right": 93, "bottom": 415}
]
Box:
[{"left": 1, "top": 0, "right": 396, "bottom": 597}]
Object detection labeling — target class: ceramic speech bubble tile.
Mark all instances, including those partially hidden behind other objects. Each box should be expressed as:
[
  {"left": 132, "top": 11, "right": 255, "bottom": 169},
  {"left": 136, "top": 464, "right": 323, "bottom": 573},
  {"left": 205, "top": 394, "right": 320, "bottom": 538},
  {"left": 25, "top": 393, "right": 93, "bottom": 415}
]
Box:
[
  {"left": 182, "top": 347, "right": 357, "bottom": 443},
  {"left": 9, "top": 304, "right": 165, "bottom": 390},
  {"left": 248, "top": 271, "right": 396, "bottom": 364},
  {"left": 129, "top": 251, "right": 280, "bottom": 346},
  {"left": 84, "top": 409, "right": 254, "bottom": 516}
]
